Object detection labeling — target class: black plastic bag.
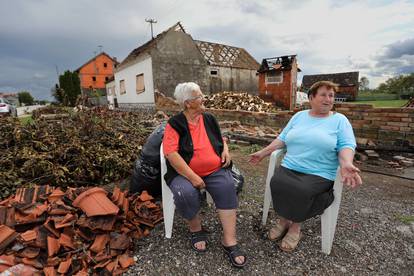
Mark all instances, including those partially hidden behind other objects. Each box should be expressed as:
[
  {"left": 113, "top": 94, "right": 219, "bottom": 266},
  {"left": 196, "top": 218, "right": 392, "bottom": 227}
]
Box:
[
  {"left": 231, "top": 165, "right": 244, "bottom": 194},
  {"left": 130, "top": 122, "right": 166, "bottom": 196}
]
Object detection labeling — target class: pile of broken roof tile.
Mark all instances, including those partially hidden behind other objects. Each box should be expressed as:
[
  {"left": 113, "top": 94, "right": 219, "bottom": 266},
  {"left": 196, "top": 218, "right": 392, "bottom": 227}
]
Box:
[{"left": 0, "top": 185, "right": 162, "bottom": 275}]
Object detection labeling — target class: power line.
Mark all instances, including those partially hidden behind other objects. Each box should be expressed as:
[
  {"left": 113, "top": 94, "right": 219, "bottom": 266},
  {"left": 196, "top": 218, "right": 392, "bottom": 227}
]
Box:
[{"left": 145, "top": 18, "right": 157, "bottom": 39}]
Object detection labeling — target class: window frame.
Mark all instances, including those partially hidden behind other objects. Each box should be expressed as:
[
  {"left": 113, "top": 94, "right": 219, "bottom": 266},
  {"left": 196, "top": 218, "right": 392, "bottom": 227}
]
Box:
[
  {"left": 265, "top": 70, "right": 283, "bottom": 84},
  {"left": 135, "top": 73, "right": 145, "bottom": 94},
  {"left": 120, "top": 80, "right": 126, "bottom": 95}
]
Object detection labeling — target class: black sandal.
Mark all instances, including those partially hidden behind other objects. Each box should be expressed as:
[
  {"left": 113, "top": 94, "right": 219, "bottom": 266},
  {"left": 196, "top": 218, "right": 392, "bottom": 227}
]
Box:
[
  {"left": 190, "top": 230, "right": 208, "bottom": 253},
  {"left": 222, "top": 244, "right": 247, "bottom": 268}
]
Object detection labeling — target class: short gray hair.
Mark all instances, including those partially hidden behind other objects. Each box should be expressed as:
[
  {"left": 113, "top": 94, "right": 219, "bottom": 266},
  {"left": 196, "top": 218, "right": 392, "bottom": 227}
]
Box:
[{"left": 174, "top": 82, "right": 201, "bottom": 108}]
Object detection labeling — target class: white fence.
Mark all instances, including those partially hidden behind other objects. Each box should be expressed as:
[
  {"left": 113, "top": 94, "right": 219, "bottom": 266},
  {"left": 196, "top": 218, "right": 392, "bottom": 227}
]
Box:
[{"left": 16, "top": 105, "right": 46, "bottom": 116}]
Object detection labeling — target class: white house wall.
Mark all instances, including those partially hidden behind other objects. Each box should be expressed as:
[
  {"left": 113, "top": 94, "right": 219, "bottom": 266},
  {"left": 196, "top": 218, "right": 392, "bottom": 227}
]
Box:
[{"left": 114, "top": 55, "right": 154, "bottom": 106}]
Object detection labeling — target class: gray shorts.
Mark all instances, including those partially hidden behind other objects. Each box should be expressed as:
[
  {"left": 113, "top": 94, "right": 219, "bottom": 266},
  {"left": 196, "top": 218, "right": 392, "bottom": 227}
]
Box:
[{"left": 169, "top": 168, "right": 238, "bottom": 220}]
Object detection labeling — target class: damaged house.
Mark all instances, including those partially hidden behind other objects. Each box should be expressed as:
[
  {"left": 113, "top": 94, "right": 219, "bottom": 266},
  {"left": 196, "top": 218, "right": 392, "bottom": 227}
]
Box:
[
  {"left": 111, "top": 22, "right": 259, "bottom": 109},
  {"left": 258, "top": 55, "right": 300, "bottom": 110},
  {"left": 302, "top": 71, "right": 359, "bottom": 101}
]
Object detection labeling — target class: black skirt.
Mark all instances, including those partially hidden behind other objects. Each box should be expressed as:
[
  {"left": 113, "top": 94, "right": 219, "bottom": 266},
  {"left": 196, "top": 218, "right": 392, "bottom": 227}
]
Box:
[{"left": 270, "top": 166, "right": 334, "bottom": 223}]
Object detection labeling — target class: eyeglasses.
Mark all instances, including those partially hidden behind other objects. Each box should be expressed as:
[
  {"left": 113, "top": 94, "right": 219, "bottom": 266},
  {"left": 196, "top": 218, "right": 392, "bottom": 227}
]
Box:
[{"left": 187, "top": 95, "right": 205, "bottom": 101}]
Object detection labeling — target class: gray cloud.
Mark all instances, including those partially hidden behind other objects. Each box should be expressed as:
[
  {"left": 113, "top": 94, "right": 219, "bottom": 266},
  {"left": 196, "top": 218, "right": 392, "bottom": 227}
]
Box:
[{"left": 383, "top": 38, "right": 414, "bottom": 59}]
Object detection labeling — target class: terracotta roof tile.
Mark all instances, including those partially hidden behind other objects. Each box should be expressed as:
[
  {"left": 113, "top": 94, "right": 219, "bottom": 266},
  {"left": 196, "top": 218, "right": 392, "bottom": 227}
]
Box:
[
  {"left": 73, "top": 188, "right": 119, "bottom": 217},
  {"left": 20, "top": 230, "right": 37, "bottom": 242},
  {"left": 0, "top": 225, "right": 18, "bottom": 254},
  {"left": 57, "top": 257, "right": 71, "bottom": 274},
  {"left": 89, "top": 234, "right": 109, "bottom": 253},
  {"left": 47, "top": 236, "right": 60, "bottom": 257}
]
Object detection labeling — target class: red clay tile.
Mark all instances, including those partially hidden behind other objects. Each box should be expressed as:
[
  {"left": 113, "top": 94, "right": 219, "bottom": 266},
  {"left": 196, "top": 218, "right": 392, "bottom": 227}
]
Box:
[
  {"left": 89, "top": 234, "right": 109, "bottom": 253},
  {"left": 0, "top": 225, "right": 18, "bottom": 254},
  {"left": 17, "top": 247, "right": 40, "bottom": 259},
  {"left": 138, "top": 190, "right": 154, "bottom": 202},
  {"left": 57, "top": 256, "right": 72, "bottom": 274},
  {"left": 43, "top": 266, "right": 57, "bottom": 276},
  {"left": 47, "top": 188, "right": 65, "bottom": 203},
  {"left": 73, "top": 268, "right": 89, "bottom": 276},
  {"left": 111, "top": 187, "right": 121, "bottom": 203},
  {"left": 55, "top": 213, "right": 76, "bottom": 229},
  {"left": 59, "top": 231, "right": 75, "bottom": 249},
  {"left": 119, "top": 254, "right": 135, "bottom": 269},
  {"left": 105, "top": 259, "right": 118, "bottom": 273},
  {"left": 94, "top": 259, "right": 111, "bottom": 269},
  {"left": 0, "top": 254, "right": 16, "bottom": 271},
  {"left": 21, "top": 257, "right": 43, "bottom": 269},
  {"left": 47, "top": 236, "right": 60, "bottom": 257},
  {"left": 43, "top": 219, "right": 60, "bottom": 238},
  {"left": 73, "top": 188, "right": 119, "bottom": 217},
  {"left": 20, "top": 230, "right": 38, "bottom": 242}
]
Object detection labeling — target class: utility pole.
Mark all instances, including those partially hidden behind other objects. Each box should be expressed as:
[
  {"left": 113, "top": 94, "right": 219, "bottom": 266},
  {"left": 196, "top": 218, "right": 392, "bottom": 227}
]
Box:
[
  {"left": 145, "top": 18, "right": 157, "bottom": 39},
  {"left": 98, "top": 45, "right": 103, "bottom": 53}
]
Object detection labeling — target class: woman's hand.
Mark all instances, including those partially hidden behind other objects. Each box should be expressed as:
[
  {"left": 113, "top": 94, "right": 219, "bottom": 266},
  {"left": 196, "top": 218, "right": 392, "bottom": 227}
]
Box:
[
  {"left": 190, "top": 174, "right": 206, "bottom": 189},
  {"left": 340, "top": 163, "right": 362, "bottom": 188},
  {"left": 221, "top": 150, "right": 231, "bottom": 168},
  {"left": 248, "top": 150, "right": 266, "bottom": 165}
]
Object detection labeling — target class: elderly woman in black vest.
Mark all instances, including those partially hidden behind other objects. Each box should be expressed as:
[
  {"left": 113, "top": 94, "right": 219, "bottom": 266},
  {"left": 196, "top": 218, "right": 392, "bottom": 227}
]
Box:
[{"left": 162, "top": 82, "right": 246, "bottom": 268}]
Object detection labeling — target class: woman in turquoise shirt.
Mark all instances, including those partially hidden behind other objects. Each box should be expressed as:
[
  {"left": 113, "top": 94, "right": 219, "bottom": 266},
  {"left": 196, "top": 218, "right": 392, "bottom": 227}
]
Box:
[{"left": 249, "top": 81, "right": 362, "bottom": 252}]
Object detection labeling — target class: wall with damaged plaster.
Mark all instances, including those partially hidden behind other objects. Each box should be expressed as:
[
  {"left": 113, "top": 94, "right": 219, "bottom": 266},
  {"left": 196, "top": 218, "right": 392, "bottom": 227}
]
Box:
[
  {"left": 151, "top": 30, "right": 208, "bottom": 97},
  {"left": 209, "top": 67, "right": 258, "bottom": 94}
]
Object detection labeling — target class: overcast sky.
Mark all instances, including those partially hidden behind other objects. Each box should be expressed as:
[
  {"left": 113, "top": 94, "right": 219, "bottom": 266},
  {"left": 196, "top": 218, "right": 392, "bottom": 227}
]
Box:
[{"left": 1, "top": 0, "right": 413, "bottom": 100}]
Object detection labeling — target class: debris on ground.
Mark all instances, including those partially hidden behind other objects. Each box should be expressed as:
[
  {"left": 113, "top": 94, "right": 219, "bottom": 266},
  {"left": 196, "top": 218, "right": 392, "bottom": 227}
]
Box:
[
  {"left": 0, "top": 107, "right": 154, "bottom": 199},
  {"left": 204, "top": 92, "right": 281, "bottom": 113},
  {"left": 0, "top": 185, "right": 162, "bottom": 275},
  {"left": 404, "top": 97, "right": 414, "bottom": 107}
]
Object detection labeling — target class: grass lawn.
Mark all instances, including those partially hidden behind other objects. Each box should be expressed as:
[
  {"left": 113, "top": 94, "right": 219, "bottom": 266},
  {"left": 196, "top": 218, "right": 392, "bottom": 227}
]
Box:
[
  {"left": 18, "top": 115, "right": 34, "bottom": 125},
  {"left": 353, "top": 99, "right": 407, "bottom": 108}
]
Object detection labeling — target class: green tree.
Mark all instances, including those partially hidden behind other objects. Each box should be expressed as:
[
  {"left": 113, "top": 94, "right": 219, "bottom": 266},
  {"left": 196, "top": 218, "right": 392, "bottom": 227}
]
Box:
[
  {"left": 359, "top": 76, "right": 369, "bottom": 91},
  {"left": 18, "top": 91, "right": 34, "bottom": 105},
  {"left": 374, "top": 73, "right": 414, "bottom": 97},
  {"left": 57, "top": 70, "right": 81, "bottom": 106}
]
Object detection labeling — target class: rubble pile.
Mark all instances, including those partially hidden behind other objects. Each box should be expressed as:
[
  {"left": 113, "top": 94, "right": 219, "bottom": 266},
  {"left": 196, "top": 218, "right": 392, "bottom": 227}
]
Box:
[
  {"left": 0, "top": 185, "right": 162, "bottom": 275},
  {"left": 404, "top": 97, "right": 414, "bottom": 108},
  {"left": 204, "top": 92, "right": 280, "bottom": 113},
  {"left": 0, "top": 108, "right": 154, "bottom": 199},
  {"left": 219, "top": 120, "right": 280, "bottom": 141}
]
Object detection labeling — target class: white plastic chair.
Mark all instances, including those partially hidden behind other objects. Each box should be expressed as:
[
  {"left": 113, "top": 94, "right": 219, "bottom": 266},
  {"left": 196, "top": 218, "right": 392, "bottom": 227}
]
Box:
[
  {"left": 160, "top": 144, "right": 213, "bottom": 239},
  {"left": 262, "top": 149, "right": 343, "bottom": 255}
]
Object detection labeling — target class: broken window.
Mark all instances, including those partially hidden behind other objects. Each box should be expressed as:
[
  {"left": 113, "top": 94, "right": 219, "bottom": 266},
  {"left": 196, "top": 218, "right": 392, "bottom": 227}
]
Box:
[
  {"left": 136, "top": 74, "right": 145, "bottom": 94},
  {"left": 105, "top": 77, "right": 109, "bottom": 82},
  {"left": 266, "top": 71, "right": 283, "bottom": 84},
  {"left": 210, "top": 69, "right": 218, "bottom": 76},
  {"left": 120, "top": 80, "right": 126, "bottom": 95},
  {"left": 103, "top": 63, "right": 107, "bottom": 68},
  {"left": 92, "top": 76, "right": 96, "bottom": 82}
]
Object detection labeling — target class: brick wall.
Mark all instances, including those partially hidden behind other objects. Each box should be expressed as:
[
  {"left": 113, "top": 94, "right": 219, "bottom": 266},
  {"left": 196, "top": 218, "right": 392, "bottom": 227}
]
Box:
[
  {"left": 334, "top": 104, "right": 414, "bottom": 150},
  {"left": 157, "top": 104, "right": 414, "bottom": 150}
]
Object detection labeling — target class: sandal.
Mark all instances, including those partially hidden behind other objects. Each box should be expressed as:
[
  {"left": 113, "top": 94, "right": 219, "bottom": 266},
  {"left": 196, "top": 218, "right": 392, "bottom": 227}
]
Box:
[
  {"left": 222, "top": 244, "right": 247, "bottom": 268},
  {"left": 279, "top": 231, "right": 302, "bottom": 252},
  {"left": 190, "top": 230, "right": 208, "bottom": 253},
  {"left": 268, "top": 220, "right": 289, "bottom": 241}
]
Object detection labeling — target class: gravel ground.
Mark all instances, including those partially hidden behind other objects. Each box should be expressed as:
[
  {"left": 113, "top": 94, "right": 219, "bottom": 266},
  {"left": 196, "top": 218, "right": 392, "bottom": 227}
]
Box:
[{"left": 125, "top": 146, "right": 414, "bottom": 276}]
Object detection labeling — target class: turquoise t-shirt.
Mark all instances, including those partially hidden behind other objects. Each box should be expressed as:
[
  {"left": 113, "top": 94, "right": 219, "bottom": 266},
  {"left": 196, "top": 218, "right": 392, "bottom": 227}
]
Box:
[{"left": 278, "top": 110, "right": 356, "bottom": 181}]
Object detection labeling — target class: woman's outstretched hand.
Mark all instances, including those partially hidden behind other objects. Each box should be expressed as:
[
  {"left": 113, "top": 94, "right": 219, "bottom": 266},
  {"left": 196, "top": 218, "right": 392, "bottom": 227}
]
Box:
[
  {"left": 248, "top": 151, "right": 265, "bottom": 165},
  {"left": 340, "top": 163, "right": 362, "bottom": 188}
]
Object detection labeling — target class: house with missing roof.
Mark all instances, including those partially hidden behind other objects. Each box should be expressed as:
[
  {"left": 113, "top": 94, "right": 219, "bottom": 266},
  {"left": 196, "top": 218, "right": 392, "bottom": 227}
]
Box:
[
  {"left": 302, "top": 71, "right": 360, "bottom": 101},
  {"left": 75, "top": 52, "right": 118, "bottom": 98},
  {"left": 111, "top": 22, "right": 260, "bottom": 109},
  {"left": 258, "top": 55, "right": 301, "bottom": 110}
]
